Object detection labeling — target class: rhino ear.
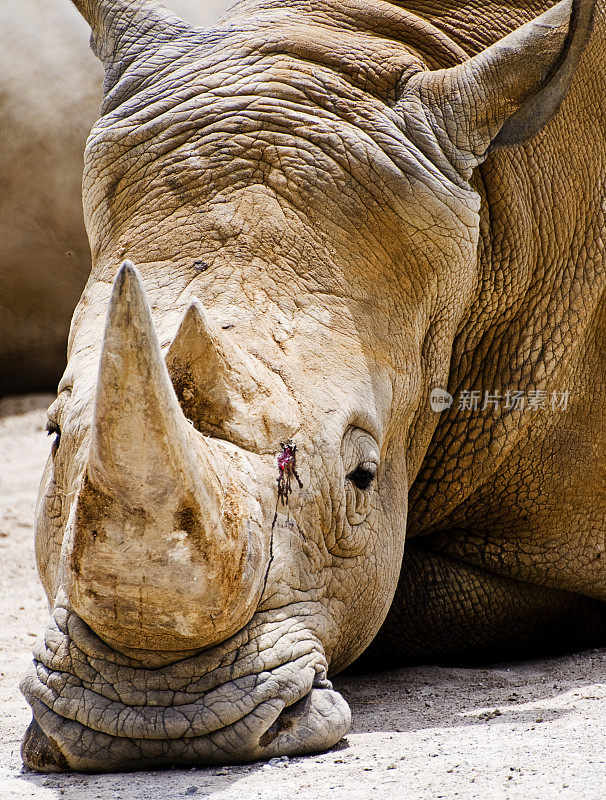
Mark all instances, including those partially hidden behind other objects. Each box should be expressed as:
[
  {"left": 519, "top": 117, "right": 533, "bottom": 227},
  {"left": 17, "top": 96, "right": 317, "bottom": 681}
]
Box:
[
  {"left": 402, "top": 0, "right": 595, "bottom": 179},
  {"left": 71, "top": 0, "right": 190, "bottom": 99}
]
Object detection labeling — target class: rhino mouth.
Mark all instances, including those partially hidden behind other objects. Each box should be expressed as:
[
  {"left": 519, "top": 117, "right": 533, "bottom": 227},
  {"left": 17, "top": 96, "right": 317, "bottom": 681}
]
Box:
[{"left": 20, "top": 605, "right": 350, "bottom": 773}]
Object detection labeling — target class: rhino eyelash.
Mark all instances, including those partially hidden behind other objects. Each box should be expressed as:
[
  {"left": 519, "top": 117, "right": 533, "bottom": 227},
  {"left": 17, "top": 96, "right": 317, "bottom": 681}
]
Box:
[
  {"left": 46, "top": 420, "right": 61, "bottom": 454},
  {"left": 46, "top": 420, "right": 60, "bottom": 437}
]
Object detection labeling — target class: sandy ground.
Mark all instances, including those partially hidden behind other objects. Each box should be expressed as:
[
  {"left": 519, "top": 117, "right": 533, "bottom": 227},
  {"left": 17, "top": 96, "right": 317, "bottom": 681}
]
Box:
[{"left": 0, "top": 394, "right": 604, "bottom": 800}]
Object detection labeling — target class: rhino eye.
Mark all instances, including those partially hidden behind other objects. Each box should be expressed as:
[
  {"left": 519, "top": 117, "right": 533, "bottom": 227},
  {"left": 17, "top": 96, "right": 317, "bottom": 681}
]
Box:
[{"left": 347, "top": 463, "right": 376, "bottom": 491}]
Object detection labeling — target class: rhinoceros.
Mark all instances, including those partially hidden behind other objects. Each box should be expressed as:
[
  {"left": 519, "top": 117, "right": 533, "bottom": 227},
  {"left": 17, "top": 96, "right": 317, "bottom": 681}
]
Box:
[
  {"left": 0, "top": 0, "right": 230, "bottom": 395},
  {"left": 21, "top": 0, "right": 605, "bottom": 773}
]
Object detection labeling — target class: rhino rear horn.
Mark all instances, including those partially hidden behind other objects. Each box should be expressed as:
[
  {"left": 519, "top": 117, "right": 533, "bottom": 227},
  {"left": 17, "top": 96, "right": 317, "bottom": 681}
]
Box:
[
  {"left": 401, "top": 0, "right": 595, "bottom": 178},
  {"left": 166, "top": 299, "right": 301, "bottom": 448},
  {"left": 165, "top": 300, "right": 236, "bottom": 429}
]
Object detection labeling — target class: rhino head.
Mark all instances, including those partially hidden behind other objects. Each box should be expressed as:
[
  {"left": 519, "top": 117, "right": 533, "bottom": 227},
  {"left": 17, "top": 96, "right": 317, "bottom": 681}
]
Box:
[{"left": 21, "top": 0, "right": 593, "bottom": 772}]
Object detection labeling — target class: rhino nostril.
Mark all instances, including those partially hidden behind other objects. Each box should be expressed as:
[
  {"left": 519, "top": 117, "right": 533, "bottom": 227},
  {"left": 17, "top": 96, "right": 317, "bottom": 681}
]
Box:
[
  {"left": 258, "top": 692, "right": 312, "bottom": 748},
  {"left": 21, "top": 718, "right": 69, "bottom": 773},
  {"left": 256, "top": 686, "right": 351, "bottom": 759}
]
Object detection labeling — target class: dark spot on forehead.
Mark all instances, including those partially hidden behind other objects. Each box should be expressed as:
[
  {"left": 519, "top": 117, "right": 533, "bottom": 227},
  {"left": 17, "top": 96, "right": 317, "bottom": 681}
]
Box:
[{"left": 175, "top": 506, "right": 196, "bottom": 532}]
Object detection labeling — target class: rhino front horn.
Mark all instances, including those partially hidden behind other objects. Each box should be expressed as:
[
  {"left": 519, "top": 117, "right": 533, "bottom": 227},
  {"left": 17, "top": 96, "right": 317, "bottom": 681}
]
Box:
[
  {"left": 64, "top": 261, "right": 267, "bottom": 656},
  {"left": 88, "top": 262, "right": 206, "bottom": 508}
]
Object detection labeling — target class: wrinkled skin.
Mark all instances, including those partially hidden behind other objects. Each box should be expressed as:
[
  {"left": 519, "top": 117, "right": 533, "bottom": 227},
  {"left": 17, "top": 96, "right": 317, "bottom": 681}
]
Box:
[
  {"left": 21, "top": 0, "right": 605, "bottom": 773},
  {"left": 0, "top": 0, "right": 230, "bottom": 395}
]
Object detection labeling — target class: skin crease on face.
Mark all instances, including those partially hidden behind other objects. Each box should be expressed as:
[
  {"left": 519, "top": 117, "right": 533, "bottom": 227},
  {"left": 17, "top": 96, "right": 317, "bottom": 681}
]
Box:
[{"left": 21, "top": 0, "right": 605, "bottom": 773}]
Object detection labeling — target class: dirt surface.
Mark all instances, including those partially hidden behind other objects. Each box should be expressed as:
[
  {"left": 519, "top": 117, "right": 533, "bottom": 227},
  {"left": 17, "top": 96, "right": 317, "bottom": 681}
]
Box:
[{"left": 1, "top": 394, "right": 604, "bottom": 799}]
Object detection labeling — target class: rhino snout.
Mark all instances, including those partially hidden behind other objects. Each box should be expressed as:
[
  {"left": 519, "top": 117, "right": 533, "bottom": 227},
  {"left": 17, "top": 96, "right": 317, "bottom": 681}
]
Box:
[{"left": 20, "top": 605, "right": 351, "bottom": 772}]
